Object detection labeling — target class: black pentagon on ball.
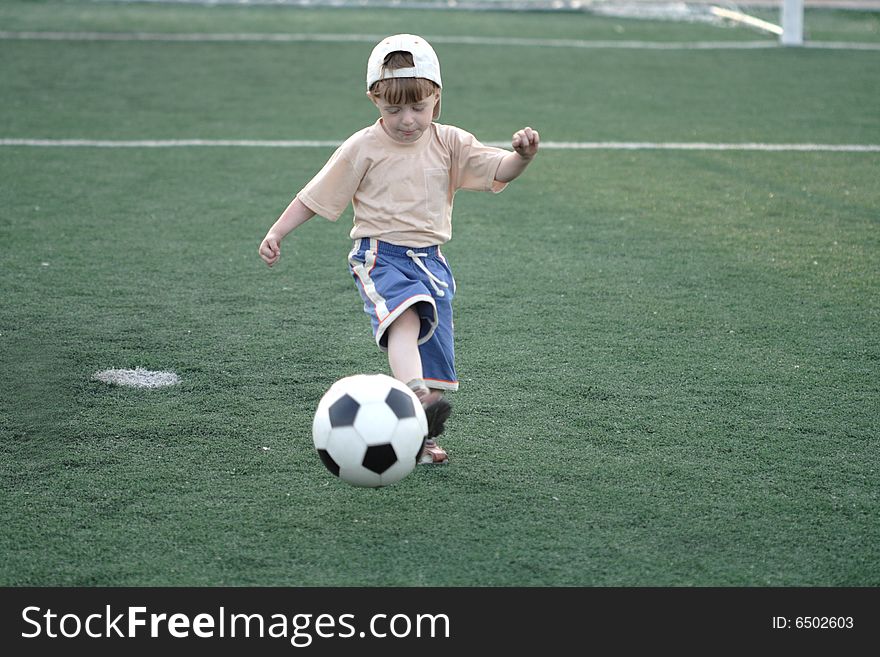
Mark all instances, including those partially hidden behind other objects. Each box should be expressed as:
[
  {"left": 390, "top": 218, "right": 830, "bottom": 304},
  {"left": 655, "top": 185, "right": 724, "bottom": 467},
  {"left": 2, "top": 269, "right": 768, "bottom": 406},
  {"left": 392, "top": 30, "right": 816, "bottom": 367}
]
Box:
[
  {"left": 384, "top": 387, "right": 416, "bottom": 419},
  {"left": 316, "top": 449, "right": 340, "bottom": 477},
  {"left": 362, "top": 444, "right": 398, "bottom": 475},
  {"left": 328, "top": 393, "right": 360, "bottom": 428}
]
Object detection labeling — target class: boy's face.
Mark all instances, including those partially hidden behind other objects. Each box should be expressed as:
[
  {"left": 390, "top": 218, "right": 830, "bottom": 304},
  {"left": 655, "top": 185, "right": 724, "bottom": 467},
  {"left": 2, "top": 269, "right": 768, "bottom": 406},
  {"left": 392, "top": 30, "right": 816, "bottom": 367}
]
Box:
[{"left": 369, "top": 89, "right": 440, "bottom": 144}]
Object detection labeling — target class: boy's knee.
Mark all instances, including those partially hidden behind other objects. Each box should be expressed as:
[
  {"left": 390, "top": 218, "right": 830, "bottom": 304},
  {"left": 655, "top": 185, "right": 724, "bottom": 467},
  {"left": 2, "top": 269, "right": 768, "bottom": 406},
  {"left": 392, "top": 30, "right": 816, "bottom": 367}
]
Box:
[{"left": 387, "top": 306, "right": 421, "bottom": 339}]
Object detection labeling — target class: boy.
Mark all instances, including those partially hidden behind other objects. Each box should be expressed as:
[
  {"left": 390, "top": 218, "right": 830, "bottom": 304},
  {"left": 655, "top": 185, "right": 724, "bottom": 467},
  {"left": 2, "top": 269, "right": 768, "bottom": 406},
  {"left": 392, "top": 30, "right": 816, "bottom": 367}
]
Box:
[{"left": 259, "top": 34, "right": 539, "bottom": 464}]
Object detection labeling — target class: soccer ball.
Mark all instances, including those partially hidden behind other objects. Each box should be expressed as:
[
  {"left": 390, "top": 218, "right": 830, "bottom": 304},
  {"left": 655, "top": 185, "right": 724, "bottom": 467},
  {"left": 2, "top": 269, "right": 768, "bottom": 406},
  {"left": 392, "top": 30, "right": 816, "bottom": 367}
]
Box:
[{"left": 312, "top": 374, "right": 428, "bottom": 487}]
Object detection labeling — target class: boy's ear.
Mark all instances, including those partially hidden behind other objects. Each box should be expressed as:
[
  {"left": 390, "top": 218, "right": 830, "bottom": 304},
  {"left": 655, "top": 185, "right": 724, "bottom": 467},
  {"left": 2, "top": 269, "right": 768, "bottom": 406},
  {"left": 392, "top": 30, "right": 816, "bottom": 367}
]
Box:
[
  {"left": 432, "top": 89, "right": 442, "bottom": 120},
  {"left": 366, "top": 91, "right": 378, "bottom": 106}
]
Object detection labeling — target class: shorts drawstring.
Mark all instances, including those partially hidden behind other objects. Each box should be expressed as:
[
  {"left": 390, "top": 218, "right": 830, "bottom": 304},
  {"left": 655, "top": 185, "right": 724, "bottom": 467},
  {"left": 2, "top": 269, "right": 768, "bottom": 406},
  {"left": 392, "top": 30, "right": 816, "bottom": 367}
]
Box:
[{"left": 406, "top": 249, "right": 449, "bottom": 298}]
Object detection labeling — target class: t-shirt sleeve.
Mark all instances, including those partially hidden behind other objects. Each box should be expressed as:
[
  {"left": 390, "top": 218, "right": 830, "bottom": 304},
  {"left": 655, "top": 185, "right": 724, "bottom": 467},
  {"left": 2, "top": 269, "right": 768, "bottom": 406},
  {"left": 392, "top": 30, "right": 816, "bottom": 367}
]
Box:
[
  {"left": 296, "top": 141, "right": 362, "bottom": 221},
  {"left": 448, "top": 127, "right": 509, "bottom": 194}
]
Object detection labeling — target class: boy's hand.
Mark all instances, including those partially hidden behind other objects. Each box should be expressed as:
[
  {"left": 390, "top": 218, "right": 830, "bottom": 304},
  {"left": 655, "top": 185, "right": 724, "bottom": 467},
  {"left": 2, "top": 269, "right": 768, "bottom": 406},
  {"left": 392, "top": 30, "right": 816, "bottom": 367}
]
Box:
[
  {"left": 512, "top": 127, "right": 540, "bottom": 160},
  {"left": 259, "top": 234, "right": 282, "bottom": 267}
]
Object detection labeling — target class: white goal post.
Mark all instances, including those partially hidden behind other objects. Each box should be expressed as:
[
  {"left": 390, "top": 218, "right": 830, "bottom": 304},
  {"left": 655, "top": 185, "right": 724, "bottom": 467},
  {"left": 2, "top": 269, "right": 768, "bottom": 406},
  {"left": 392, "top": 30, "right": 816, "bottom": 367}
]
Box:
[
  {"left": 710, "top": 0, "right": 805, "bottom": 46},
  {"left": 781, "top": 0, "right": 805, "bottom": 46}
]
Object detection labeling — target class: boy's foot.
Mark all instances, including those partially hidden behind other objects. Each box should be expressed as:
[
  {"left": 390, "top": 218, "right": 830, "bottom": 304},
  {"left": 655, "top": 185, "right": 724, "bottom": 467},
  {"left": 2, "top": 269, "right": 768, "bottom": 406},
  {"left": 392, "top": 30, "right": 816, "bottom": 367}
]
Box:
[
  {"left": 418, "top": 439, "right": 449, "bottom": 465},
  {"left": 422, "top": 393, "right": 451, "bottom": 439},
  {"left": 418, "top": 392, "right": 451, "bottom": 465}
]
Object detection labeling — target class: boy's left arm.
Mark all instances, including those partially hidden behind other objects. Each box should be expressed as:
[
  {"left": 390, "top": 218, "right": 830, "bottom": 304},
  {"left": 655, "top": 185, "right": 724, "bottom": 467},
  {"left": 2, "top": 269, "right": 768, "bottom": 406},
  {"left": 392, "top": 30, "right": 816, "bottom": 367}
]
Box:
[{"left": 495, "top": 127, "right": 540, "bottom": 183}]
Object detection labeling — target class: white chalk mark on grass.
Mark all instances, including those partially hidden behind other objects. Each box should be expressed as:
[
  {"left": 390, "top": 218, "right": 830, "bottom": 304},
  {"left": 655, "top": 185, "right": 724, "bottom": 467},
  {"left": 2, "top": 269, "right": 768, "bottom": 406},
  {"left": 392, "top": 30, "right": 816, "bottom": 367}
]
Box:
[{"left": 93, "top": 368, "right": 180, "bottom": 388}]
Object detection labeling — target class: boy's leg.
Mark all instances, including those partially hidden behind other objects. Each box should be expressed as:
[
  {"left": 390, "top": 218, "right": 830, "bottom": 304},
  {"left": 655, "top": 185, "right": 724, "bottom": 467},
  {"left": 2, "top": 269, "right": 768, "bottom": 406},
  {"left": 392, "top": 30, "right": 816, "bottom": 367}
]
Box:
[
  {"left": 386, "top": 306, "right": 424, "bottom": 385},
  {"left": 386, "top": 308, "right": 451, "bottom": 464}
]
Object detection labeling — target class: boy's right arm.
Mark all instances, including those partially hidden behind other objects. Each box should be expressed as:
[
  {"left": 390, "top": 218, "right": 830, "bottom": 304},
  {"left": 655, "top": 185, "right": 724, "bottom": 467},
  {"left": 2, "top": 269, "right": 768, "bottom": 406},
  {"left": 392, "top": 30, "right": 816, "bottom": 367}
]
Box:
[{"left": 259, "top": 197, "right": 316, "bottom": 267}]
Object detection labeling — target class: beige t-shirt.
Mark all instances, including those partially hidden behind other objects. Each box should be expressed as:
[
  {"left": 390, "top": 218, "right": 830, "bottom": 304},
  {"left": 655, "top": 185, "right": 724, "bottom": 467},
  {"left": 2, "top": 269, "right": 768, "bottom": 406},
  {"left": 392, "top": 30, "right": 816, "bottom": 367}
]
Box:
[{"left": 297, "top": 120, "right": 508, "bottom": 247}]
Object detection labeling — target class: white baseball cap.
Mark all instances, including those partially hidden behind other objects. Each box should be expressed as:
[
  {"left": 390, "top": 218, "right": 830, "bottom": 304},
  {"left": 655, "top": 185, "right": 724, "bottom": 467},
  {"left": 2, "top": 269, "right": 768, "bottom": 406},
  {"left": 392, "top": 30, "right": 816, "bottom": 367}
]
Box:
[{"left": 366, "top": 34, "right": 442, "bottom": 117}]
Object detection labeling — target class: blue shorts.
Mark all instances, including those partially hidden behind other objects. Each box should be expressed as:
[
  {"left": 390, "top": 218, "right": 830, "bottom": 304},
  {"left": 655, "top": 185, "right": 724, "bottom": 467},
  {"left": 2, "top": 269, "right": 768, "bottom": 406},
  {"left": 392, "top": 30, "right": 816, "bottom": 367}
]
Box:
[{"left": 348, "top": 238, "right": 458, "bottom": 391}]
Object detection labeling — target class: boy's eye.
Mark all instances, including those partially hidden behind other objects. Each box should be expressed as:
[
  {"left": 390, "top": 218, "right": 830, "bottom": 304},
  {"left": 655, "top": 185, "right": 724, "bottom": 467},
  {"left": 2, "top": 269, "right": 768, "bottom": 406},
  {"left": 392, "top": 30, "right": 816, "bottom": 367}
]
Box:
[
  {"left": 413, "top": 106, "right": 425, "bottom": 112},
  {"left": 386, "top": 107, "right": 399, "bottom": 114}
]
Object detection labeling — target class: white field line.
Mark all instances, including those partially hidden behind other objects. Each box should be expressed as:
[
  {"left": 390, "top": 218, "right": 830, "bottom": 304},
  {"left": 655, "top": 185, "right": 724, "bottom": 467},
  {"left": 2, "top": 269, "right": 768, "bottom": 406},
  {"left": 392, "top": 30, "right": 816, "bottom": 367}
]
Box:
[
  {"left": 2, "top": 138, "right": 879, "bottom": 152},
  {"left": 2, "top": 30, "right": 880, "bottom": 50},
  {"left": 534, "top": 142, "right": 880, "bottom": 152}
]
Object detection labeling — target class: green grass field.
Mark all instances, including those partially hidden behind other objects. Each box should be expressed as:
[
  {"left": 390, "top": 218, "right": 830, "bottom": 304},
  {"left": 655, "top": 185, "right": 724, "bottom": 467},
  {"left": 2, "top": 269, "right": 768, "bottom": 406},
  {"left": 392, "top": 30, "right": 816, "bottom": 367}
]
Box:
[{"left": 1, "top": 0, "right": 878, "bottom": 586}]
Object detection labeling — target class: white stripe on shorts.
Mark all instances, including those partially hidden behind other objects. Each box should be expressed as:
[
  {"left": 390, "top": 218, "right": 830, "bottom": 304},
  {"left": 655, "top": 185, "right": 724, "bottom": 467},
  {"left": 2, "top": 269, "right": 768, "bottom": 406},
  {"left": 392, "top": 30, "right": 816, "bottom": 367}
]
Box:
[{"left": 349, "top": 238, "right": 390, "bottom": 322}]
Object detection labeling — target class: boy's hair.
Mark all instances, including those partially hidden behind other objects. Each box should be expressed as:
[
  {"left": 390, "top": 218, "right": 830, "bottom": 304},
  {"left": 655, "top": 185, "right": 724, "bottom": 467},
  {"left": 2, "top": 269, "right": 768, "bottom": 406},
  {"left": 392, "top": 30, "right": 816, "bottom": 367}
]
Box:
[{"left": 368, "top": 51, "right": 439, "bottom": 107}]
